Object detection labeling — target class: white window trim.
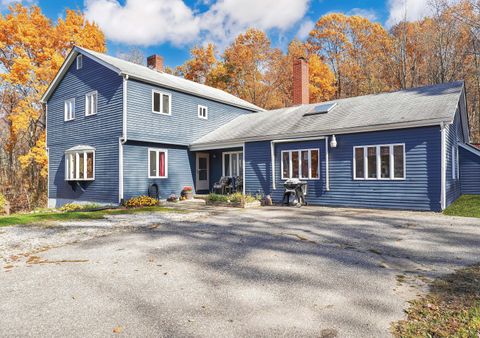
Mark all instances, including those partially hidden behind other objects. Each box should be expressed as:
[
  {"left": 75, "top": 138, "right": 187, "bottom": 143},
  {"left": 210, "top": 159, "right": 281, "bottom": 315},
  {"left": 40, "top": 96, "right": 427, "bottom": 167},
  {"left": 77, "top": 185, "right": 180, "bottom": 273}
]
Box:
[
  {"left": 198, "top": 105, "right": 208, "bottom": 119},
  {"left": 65, "top": 150, "right": 95, "bottom": 181},
  {"left": 152, "top": 90, "right": 172, "bottom": 116},
  {"left": 76, "top": 54, "right": 83, "bottom": 70},
  {"left": 280, "top": 149, "right": 320, "bottom": 180},
  {"left": 64, "top": 98, "right": 75, "bottom": 121},
  {"left": 222, "top": 151, "right": 243, "bottom": 177},
  {"left": 148, "top": 148, "right": 168, "bottom": 178},
  {"left": 353, "top": 143, "right": 406, "bottom": 180},
  {"left": 85, "top": 91, "right": 98, "bottom": 116}
]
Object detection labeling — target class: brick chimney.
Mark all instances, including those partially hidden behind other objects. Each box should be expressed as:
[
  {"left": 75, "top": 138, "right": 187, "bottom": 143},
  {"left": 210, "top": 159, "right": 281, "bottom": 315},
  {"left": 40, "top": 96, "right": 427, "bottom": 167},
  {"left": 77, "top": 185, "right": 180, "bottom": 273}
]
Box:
[
  {"left": 293, "top": 57, "right": 309, "bottom": 105},
  {"left": 147, "top": 54, "right": 163, "bottom": 72}
]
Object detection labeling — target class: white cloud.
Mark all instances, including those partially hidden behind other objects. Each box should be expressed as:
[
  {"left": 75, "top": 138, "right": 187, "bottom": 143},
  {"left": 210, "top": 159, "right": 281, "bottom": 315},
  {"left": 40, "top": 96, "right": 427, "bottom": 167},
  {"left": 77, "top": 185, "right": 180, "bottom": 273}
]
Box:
[
  {"left": 84, "top": 0, "right": 200, "bottom": 46},
  {"left": 386, "top": 0, "right": 462, "bottom": 27},
  {"left": 348, "top": 8, "right": 378, "bottom": 21},
  {"left": 84, "top": 0, "right": 310, "bottom": 47},
  {"left": 296, "top": 19, "right": 314, "bottom": 40}
]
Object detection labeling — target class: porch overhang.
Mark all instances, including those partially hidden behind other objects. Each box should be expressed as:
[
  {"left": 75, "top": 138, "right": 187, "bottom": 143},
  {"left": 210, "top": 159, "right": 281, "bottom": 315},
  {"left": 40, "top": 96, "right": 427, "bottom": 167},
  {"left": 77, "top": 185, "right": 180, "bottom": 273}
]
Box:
[{"left": 189, "top": 142, "right": 244, "bottom": 151}]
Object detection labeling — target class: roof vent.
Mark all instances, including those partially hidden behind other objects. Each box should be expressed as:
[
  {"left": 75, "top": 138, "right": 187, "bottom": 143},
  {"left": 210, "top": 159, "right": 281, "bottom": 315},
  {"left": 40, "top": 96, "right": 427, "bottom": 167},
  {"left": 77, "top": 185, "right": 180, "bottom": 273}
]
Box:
[{"left": 303, "top": 102, "right": 337, "bottom": 116}]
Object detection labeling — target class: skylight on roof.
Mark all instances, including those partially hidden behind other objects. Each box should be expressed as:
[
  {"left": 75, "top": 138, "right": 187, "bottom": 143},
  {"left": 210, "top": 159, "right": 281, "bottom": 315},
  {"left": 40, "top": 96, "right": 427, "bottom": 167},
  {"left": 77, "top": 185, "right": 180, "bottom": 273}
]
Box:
[{"left": 303, "top": 102, "right": 337, "bottom": 116}]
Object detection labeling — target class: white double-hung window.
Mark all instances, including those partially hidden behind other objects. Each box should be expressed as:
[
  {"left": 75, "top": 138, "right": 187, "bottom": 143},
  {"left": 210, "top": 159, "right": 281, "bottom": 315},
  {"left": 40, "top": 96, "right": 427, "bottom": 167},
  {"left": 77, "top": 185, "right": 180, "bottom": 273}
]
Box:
[
  {"left": 152, "top": 90, "right": 171, "bottom": 115},
  {"left": 281, "top": 149, "right": 319, "bottom": 180},
  {"left": 198, "top": 105, "right": 208, "bottom": 119},
  {"left": 353, "top": 144, "right": 405, "bottom": 180},
  {"left": 65, "top": 146, "right": 95, "bottom": 181},
  {"left": 148, "top": 148, "right": 168, "bottom": 178},
  {"left": 85, "top": 91, "right": 97, "bottom": 116},
  {"left": 64, "top": 98, "right": 75, "bottom": 121},
  {"left": 223, "top": 152, "right": 243, "bottom": 177}
]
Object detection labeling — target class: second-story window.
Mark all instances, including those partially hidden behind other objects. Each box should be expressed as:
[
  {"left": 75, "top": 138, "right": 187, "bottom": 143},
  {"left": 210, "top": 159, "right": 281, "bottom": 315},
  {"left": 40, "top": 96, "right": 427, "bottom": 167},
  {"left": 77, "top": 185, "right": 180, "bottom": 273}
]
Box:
[
  {"left": 85, "top": 91, "right": 97, "bottom": 116},
  {"left": 76, "top": 54, "right": 83, "bottom": 70},
  {"left": 198, "top": 105, "right": 208, "bottom": 119},
  {"left": 64, "top": 98, "right": 75, "bottom": 121},
  {"left": 152, "top": 90, "right": 171, "bottom": 115}
]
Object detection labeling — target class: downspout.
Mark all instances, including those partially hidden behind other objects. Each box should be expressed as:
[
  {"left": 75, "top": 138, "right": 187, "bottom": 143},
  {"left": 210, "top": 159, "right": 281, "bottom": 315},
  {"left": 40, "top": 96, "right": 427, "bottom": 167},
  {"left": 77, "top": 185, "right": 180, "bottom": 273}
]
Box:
[
  {"left": 243, "top": 143, "right": 246, "bottom": 195},
  {"left": 271, "top": 141, "right": 275, "bottom": 190},
  {"left": 45, "top": 103, "right": 50, "bottom": 206},
  {"left": 440, "top": 122, "right": 446, "bottom": 210},
  {"left": 325, "top": 137, "right": 330, "bottom": 191},
  {"left": 119, "top": 74, "right": 128, "bottom": 204},
  {"left": 270, "top": 136, "right": 326, "bottom": 190}
]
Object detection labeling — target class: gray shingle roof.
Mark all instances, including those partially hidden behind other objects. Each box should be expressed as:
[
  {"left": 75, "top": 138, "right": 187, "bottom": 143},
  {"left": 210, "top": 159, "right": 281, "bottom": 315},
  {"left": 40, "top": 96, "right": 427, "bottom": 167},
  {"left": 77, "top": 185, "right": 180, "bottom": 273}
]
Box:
[
  {"left": 191, "top": 81, "right": 465, "bottom": 148},
  {"left": 51, "top": 47, "right": 262, "bottom": 111}
]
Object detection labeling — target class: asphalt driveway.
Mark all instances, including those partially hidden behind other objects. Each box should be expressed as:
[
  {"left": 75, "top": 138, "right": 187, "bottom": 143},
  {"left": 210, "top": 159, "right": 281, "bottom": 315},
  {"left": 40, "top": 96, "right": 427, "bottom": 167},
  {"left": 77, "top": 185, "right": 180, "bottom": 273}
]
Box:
[{"left": 1, "top": 206, "right": 479, "bottom": 337}]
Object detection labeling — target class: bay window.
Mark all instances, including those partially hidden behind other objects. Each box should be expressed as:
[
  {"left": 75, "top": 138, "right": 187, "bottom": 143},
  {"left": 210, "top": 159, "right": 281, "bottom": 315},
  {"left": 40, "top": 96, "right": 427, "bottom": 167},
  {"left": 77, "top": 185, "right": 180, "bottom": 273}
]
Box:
[
  {"left": 223, "top": 151, "right": 243, "bottom": 177},
  {"left": 281, "top": 149, "right": 319, "bottom": 180},
  {"left": 65, "top": 148, "right": 95, "bottom": 181},
  {"left": 148, "top": 148, "right": 168, "bottom": 178},
  {"left": 353, "top": 144, "right": 405, "bottom": 180}
]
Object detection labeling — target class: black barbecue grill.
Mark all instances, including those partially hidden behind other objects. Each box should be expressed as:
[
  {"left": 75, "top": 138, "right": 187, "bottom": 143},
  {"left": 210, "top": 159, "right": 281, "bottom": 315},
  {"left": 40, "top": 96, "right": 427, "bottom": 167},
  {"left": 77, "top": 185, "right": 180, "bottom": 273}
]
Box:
[{"left": 283, "top": 179, "right": 307, "bottom": 207}]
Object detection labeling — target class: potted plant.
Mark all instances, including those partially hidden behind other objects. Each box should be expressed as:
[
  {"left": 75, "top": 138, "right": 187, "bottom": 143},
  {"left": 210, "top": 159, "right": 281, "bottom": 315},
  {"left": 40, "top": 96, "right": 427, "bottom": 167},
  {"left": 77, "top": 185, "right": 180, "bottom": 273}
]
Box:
[{"left": 181, "top": 186, "right": 193, "bottom": 200}]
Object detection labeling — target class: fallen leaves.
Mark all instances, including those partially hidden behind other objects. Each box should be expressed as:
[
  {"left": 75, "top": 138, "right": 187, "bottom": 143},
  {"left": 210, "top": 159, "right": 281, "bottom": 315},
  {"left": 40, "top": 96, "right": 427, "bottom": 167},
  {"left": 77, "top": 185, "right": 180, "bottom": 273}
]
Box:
[
  {"left": 113, "top": 326, "right": 123, "bottom": 334},
  {"left": 26, "top": 255, "right": 88, "bottom": 265},
  {"left": 279, "top": 232, "right": 317, "bottom": 244}
]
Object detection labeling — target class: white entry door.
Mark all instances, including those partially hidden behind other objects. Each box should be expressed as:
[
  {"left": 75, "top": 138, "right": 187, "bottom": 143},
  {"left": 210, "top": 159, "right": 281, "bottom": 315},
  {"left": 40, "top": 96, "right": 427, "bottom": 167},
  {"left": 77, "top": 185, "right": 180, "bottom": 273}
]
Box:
[{"left": 196, "top": 153, "right": 209, "bottom": 191}]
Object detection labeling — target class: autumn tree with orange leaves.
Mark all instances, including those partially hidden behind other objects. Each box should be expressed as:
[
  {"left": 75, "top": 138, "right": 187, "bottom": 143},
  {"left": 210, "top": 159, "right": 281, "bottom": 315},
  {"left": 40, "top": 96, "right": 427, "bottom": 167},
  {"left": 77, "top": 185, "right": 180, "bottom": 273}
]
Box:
[
  {"left": 307, "top": 13, "right": 394, "bottom": 98},
  {"left": 0, "top": 4, "right": 105, "bottom": 210}
]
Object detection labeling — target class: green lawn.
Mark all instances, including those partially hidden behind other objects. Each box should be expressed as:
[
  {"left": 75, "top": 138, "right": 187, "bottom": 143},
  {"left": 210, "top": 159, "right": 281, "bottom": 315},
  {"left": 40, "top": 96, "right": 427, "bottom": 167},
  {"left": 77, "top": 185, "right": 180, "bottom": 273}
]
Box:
[
  {"left": 444, "top": 195, "right": 480, "bottom": 218},
  {"left": 0, "top": 206, "right": 185, "bottom": 227}
]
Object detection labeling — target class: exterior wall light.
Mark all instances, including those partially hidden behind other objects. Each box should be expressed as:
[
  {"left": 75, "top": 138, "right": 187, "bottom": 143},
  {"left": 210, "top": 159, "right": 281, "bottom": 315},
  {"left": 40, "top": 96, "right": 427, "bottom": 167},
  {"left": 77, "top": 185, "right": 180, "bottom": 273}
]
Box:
[{"left": 330, "top": 134, "right": 337, "bottom": 148}]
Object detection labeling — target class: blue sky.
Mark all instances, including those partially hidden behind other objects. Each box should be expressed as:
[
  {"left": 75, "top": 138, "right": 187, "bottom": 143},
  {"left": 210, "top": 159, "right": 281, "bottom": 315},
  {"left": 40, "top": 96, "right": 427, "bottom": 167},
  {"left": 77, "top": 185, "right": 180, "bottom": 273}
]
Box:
[{"left": 1, "top": 0, "right": 434, "bottom": 68}]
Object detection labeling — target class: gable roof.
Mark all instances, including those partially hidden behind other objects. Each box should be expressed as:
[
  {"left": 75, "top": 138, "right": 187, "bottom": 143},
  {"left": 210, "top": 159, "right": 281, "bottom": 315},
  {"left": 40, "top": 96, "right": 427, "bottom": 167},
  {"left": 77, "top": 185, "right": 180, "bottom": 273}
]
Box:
[
  {"left": 191, "top": 81, "right": 466, "bottom": 150},
  {"left": 41, "top": 46, "right": 262, "bottom": 112}
]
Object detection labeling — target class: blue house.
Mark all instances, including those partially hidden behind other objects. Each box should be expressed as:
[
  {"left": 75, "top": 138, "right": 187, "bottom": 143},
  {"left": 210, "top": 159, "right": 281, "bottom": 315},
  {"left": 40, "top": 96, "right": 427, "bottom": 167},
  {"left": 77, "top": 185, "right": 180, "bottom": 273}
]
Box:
[{"left": 42, "top": 46, "right": 480, "bottom": 211}]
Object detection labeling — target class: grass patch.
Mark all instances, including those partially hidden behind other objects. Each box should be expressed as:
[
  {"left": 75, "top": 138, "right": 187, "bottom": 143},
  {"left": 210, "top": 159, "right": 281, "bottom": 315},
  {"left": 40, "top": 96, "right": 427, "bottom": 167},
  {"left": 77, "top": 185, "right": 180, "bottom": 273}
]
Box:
[
  {"left": 391, "top": 264, "right": 480, "bottom": 337},
  {"left": 0, "top": 206, "right": 185, "bottom": 227},
  {"left": 444, "top": 195, "right": 480, "bottom": 218},
  {"left": 206, "top": 193, "right": 258, "bottom": 204}
]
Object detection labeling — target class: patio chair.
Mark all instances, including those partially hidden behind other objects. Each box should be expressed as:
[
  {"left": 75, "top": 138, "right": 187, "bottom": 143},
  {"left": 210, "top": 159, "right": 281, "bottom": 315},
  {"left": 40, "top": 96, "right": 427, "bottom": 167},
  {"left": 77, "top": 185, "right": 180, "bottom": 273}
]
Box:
[
  {"left": 225, "top": 176, "right": 235, "bottom": 194},
  {"left": 235, "top": 176, "right": 243, "bottom": 192},
  {"left": 213, "top": 176, "right": 230, "bottom": 194}
]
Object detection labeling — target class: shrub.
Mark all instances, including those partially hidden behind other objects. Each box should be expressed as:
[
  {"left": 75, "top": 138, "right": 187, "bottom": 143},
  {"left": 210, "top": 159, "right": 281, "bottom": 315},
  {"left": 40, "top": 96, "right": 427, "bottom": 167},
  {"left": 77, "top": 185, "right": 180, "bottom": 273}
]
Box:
[
  {"left": 207, "top": 193, "right": 230, "bottom": 203},
  {"left": 60, "top": 203, "right": 83, "bottom": 212},
  {"left": 125, "top": 196, "right": 159, "bottom": 208},
  {"left": 207, "top": 193, "right": 258, "bottom": 204}
]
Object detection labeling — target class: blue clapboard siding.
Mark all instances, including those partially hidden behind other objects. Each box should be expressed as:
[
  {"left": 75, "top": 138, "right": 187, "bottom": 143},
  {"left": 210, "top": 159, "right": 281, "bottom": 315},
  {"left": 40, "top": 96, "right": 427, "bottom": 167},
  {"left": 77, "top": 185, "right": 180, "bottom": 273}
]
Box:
[
  {"left": 244, "top": 141, "right": 272, "bottom": 196},
  {"left": 123, "top": 141, "right": 195, "bottom": 200},
  {"left": 245, "top": 126, "right": 442, "bottom": 211},
  {"left": 126, "top": 79, "right": 254, "bottom": 145},
  {"left": 459, "top": 146, "right": 480, "bottom": 194},
  {"left": 47, "top": 54, "right": 123, "bottom": 205},
  {"left": 445, "top": 108, "right": 463, "bottom": 206}
]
